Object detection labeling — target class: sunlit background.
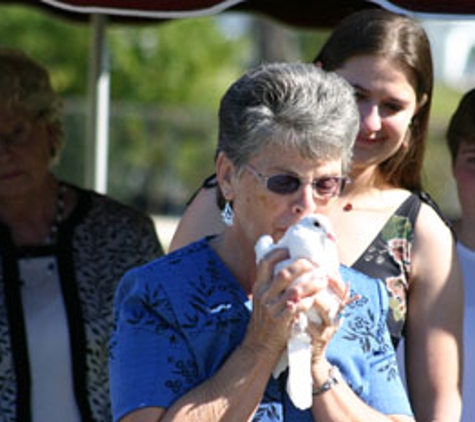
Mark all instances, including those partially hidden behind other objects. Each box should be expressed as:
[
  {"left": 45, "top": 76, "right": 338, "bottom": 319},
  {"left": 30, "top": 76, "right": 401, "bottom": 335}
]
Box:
[{"left": 2, "top": 5, "right": 474, "bottom": 249}]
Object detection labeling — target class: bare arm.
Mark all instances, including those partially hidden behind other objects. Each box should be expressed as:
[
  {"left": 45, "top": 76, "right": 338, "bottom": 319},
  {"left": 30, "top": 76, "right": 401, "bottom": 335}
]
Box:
[
  {"left": 117, "top": 249, "right": 297, "bottom": 422},
  {"left": 310, "top": 365, "right": 414, "bottom": 422},
  {"left": 117, "top": 256, "right": 416, "bottom": 422},
  {"left": 307, "top": 277, "right": 414, "bottom": 422},
  {"left": 406, "top": 203, "right": 464, "bottom": 422},
  {"left": 169, "top": 186, "right": 223, "bottom": 252},
  {"left": 120, "top": 363, "right": 414, "bottom": 422},
  {"left": 120, "top": 342, "right": 281, "bottom": 422}
]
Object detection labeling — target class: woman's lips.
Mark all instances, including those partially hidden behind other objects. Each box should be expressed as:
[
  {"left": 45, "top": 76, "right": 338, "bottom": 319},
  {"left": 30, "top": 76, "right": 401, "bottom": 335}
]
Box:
[
  {"left": 0, "top": 170, "right": 23, "bottom": 181},
  {"left": 356, "top": 135, "right": 383, "bottom": 146}
]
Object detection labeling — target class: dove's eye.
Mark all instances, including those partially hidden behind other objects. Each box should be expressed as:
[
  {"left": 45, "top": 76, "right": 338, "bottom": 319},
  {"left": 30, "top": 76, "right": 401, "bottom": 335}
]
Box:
[{"left": 313, "top": 221, "right": 321, "bottom": 228}]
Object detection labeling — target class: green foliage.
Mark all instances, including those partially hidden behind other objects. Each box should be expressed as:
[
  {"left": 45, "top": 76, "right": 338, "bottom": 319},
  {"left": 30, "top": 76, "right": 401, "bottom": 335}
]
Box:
[
  {"left": 0, "top": 5, "right": 251, "bottom": 213},
  {"left": 430, "top": 83, "right": 463, "bottom": 123},
  {"left": 294, "top": 28, "right": 330, "bottom": 62},
  {"left": 109, "top": 18, "right": 249, "bottom": 106},
  {"left": 422, "top": 84, "right": 463, "bottom": 218},
  {"left": 106, "top": 102, "right": 218, "bottom": 213},
  {"left": 0, "top": 6, "right": 90, "bottom": 95},
  {"left": 105, "top": 18, "right": 250, "bottom": 211},
  {"left": 0, "top": 6, "right": 462, "bottom": 218}
]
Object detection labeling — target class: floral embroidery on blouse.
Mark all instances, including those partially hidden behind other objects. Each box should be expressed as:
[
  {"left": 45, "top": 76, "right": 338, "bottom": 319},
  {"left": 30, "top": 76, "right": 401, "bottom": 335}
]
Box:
[
  {"left": 110, "top": 240, "right": 413, "bottom": 422},
  {"left": 352, "top": 195, "right": 421, "bottom": 347}
]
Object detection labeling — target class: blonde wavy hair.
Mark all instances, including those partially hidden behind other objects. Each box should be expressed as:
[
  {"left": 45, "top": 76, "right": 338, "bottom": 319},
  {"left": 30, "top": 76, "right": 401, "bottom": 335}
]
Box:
[{"left": 0, "top": 47, "right": 65, "bottom": 161}]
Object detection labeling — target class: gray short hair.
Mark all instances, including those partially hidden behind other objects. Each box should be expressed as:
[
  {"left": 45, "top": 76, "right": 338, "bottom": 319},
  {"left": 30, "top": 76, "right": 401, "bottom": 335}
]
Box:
[{"left": 217, "top": 62, "right": 359, "bottom": 173}]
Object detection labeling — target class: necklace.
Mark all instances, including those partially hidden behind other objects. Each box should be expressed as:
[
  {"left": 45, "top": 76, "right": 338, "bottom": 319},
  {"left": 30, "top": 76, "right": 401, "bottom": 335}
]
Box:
[
  {"left": 343, "top": 202, "right": 353, "bottom": 212},
  {"left": 44, "top": 182, "right": 66, "bottom": 245}
]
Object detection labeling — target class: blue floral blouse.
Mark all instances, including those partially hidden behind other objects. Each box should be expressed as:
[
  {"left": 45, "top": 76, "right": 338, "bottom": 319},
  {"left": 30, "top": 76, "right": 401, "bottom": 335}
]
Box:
[{"left": 110, "top": 238, "right": 413, "bottom": 422}]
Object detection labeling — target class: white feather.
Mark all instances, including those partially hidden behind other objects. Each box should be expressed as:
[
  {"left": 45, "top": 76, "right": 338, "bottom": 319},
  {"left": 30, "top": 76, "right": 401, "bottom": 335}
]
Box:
[{"left": 254, "top": 214, "right": 340, "bottom": 410}]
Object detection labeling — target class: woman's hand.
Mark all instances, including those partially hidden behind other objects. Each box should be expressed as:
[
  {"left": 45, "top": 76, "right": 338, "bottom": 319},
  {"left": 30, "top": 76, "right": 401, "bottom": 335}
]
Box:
[
  {"left": 242, "top": 249, "right": 320, "bottom": 363},
  {"left": 243, "top": 250, "right": 357, "bottom": 376},
  {"left": 305, "top": 273, "right": 355, "bottom": 366}
]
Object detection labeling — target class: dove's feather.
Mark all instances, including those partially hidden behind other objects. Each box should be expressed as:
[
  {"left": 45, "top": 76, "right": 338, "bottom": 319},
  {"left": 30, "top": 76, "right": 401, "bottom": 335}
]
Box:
[
  {"left": 254, "top": 214, "right": 340, "bottom": 410},
  {"left": 287, "top": 333, "right": 313, "bottom": 410}
]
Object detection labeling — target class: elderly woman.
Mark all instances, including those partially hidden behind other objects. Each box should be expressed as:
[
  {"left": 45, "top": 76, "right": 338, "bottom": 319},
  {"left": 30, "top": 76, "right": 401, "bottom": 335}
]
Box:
[
  {"left": 110, "top": 63, "right": 414, "bottom": 422},
  {"left": 170, "top": 11, "right": 463, "bottom": 421},
  {"left": 0, "top": 48, "right": 163, "bottom": 421}
]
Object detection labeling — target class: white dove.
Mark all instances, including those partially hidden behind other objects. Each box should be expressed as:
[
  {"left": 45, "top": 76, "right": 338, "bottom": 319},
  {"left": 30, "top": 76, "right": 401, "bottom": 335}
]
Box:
[{"left": 254, "top": 213, "right": 341, "bottom": 410}]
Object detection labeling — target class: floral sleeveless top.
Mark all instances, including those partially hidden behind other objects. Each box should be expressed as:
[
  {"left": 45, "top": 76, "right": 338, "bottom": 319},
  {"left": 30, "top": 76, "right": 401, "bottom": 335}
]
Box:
[{"left": 351, "top": 192, "right": 451, "bottom": 348}]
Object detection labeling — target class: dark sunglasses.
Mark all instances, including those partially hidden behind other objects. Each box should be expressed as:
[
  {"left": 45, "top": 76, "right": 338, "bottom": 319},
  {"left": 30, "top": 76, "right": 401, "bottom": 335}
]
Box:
[{"left": 244, "top": 164, "right": 349, "bottom": 199}]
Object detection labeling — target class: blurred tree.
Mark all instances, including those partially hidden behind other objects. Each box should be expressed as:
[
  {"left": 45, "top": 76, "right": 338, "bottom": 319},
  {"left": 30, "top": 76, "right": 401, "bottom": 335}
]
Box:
[
  {"left": 0, "top": 6, "right": 90, "bottom": 95},
  {"left": 295, "top": 28, "right": 330, "bottom": 62},
  {"left": 0, "top": 6, "right": 251, "bottom": 213},
  {"left": 0, "top": 6, "right": 91, "bottom": 191},
  {"left": 109, "top": 18, "right": 250, "bottom": 105},
  {"left": 106, "top": 17, "right": 251, "bottom": 212}
]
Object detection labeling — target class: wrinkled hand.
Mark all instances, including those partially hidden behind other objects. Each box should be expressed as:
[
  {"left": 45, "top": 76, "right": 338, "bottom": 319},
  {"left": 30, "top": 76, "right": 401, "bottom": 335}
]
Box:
[
  {"left": 243, "top": 249, "right": 323, "bottom": 363},
  {"left": 307, "top": 274, "right": 358, "bottom": 365}
]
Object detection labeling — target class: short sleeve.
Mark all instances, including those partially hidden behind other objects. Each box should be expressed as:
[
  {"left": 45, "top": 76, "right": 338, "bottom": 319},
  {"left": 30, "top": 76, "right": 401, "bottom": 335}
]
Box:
[
  {"left": 109, "top": 269, "right": 199, "bottom": 422},
  {"left": 364, "top": 296, "right": 413, "bottom": 416},
  {"left": 334, "top": 266, "right": 413, "bottom": 417}
]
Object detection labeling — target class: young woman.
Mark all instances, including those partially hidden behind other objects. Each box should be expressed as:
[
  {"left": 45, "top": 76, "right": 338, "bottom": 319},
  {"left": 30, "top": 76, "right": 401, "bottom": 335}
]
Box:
[
  {"left": 0, "top": 48, "right": 163, "bottom": 421},
  {"left": 169, "top": 9, "right": 464, "bottom": 422}
]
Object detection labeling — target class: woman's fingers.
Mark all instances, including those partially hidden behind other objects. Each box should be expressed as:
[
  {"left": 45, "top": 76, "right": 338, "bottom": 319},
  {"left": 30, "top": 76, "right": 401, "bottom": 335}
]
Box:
[
  {"left": 246, "top": 249, "right": 297, "bottom": 353},
  {"left": 248, "top": 253, "right": 356, "bottom": 359},
  {"left": 308, "top": 319, "right": 339, "bottom": 363},
  {"left": 254, "top": 250, "right": 315, "bottom": 304},
  {"left": 247, "top": 252, "right": 322, "bottom": 353},
  {"left": 253, "top": 248, "right": 288, "bottom": 289}
]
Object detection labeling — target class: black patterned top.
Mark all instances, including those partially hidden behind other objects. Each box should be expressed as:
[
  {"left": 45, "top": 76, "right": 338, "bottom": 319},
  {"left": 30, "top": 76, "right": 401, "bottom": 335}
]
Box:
[
  {"left": 0, "top": 184, "right": 163, "bottom": 422},
  {"left": 351, "top": 192, "right": 453, "bottom": 348}
]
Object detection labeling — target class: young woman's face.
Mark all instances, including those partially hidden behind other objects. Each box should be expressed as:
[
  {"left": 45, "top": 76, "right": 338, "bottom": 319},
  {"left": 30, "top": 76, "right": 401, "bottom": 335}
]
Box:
[
  {"left": 336, "top": 55, "right": 419, "bottom": 171},
  {"left": 453, "top": 139, "right": 475, "bottom": 221}
]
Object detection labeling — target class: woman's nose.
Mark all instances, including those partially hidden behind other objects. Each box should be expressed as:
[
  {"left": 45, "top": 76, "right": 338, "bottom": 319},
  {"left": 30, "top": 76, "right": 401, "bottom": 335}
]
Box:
[
  {"left": 291, "top": 184, "right": 318, "bottom": 215},
  {"left": 360, "top": 103, "right": 382, "bottom": 134}
]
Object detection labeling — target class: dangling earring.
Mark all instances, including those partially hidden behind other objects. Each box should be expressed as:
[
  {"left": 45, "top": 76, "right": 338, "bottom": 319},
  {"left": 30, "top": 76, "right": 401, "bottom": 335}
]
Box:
[{"left": 221, "top": 201, "right": 234, "bottom": 227}]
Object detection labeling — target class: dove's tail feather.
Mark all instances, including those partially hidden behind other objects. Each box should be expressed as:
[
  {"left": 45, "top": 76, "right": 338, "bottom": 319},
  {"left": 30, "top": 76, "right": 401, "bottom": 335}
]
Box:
[
  {"left": 287, "top": 334, "right": 313, "bottom": 410},
  {"left": 272, "top": 353, "right": 288, "bottom": 379}
]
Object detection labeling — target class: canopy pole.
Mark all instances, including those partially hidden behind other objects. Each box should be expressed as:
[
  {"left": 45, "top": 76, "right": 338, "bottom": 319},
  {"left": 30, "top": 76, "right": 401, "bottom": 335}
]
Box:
[{"left": 85, "top": 13, "right": 110, "bottom": 193}]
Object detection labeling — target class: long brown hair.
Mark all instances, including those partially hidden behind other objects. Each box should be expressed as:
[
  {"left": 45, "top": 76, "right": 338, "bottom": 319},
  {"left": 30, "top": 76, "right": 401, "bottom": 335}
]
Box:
[{"left": 314, "top": 8, "right": 433, "bottom": 191}]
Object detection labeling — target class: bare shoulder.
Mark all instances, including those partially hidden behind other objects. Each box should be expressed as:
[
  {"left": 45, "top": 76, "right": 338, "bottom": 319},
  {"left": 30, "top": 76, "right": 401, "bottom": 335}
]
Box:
[
  {"left": 169, "top": 186, "right": 223, "bottom": 252},
  {"left": 412, "top": 200, "right": 461, "bottom": 290},
  {"left": 190, "top": 184, "right": 220, "bottom": 212},
  {"left": 414, "top": 201, "right": 454, "bottom": 243}
]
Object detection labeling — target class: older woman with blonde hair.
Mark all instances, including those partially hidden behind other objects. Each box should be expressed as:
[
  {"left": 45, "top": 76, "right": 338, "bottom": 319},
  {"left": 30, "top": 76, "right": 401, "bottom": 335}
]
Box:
[{"left": 0, "top": 48, "right": 163, "bottom": 421}]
